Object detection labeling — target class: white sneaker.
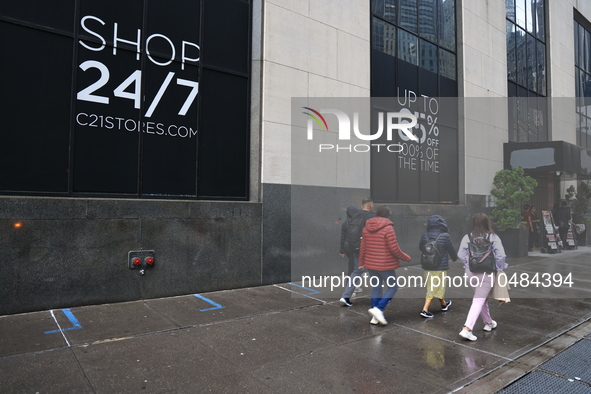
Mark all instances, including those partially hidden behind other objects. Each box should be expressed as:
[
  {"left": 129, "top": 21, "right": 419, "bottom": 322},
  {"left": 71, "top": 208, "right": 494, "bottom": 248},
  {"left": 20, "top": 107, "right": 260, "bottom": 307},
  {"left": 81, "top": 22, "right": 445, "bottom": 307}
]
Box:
[
  {"left": 370, "top": 316, "right": 379, "bottom": 325},
  {"left": 354, "top": 287, "right": 363, "bottom": 293},
  {"left": 483, "top": 320, "right": 498, "bottom": 332},
  {"left": 368, "top": 307, "right": 387, "bottom": 325},
  {"left": 459, "top": 329, "right": 477, "bottom": 341}
]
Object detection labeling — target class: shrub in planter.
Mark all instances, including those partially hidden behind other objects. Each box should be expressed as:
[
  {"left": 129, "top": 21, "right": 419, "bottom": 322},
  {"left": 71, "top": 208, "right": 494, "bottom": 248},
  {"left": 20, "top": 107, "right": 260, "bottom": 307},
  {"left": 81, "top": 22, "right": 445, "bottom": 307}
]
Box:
[
  {"left": 490, "top": 167, "right": 537, "bottom": 257},
  {"left": 565, "top": 182, "right": 591, "bottom": 246},
  {"left": 490, "top": 167, "right": 538, "bottom": 231}
]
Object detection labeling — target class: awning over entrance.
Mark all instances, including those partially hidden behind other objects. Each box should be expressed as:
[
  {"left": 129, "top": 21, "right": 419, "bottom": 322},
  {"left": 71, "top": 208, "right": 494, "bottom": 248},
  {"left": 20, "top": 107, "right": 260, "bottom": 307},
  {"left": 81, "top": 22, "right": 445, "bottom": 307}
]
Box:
[{"left": 504, "top": 141, "right": 591, "bottom": 177}]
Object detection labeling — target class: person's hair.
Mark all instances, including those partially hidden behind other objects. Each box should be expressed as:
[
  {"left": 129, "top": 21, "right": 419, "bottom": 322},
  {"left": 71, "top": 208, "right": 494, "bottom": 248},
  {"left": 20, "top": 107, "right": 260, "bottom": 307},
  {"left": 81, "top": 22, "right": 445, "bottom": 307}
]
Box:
[
  {"left": 561, "top": 200, "right": 567, "bottom": 207},
  {"left": 523, "top": 204, "right": 530, "bottom": 210},
  {"left": 376, "top": 206, "right": 391, "bottom": 218},
  {"left": 361, "top": 197, "right": 373, "bottom": 206},
  {"left": 471, "top": 212, "right": 494, "bottom": 237}
]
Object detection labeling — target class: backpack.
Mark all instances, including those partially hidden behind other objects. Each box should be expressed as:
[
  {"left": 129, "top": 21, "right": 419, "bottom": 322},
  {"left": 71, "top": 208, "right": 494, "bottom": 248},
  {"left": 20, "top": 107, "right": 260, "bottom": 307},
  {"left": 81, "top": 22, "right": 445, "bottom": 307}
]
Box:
[
  {"left": 421, "top": 233, "right": 443, "bottom": 270},
  {"left": 343, "top": 214, "right": 366, "bottom": 252},
  {"left": 467, "top": 233, "right": 497, "bottom": 273}
]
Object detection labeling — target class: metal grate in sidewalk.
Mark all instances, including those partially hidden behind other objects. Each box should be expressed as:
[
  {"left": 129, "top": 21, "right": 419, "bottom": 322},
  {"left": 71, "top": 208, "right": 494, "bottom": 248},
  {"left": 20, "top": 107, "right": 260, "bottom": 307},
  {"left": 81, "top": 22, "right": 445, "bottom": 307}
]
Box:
[
  {"left": 539, "top": 338, "right": 591, "bottom": 385},
  {"left": 497, "top": 371, "right": 590, "bottom": 394}
]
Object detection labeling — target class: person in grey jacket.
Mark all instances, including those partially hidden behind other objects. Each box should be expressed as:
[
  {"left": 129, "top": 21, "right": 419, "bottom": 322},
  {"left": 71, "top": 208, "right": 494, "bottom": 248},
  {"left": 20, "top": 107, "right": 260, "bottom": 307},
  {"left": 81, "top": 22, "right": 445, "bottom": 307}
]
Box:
[{"left": 419, "top": 215, "right": 458, "bottom": 318}]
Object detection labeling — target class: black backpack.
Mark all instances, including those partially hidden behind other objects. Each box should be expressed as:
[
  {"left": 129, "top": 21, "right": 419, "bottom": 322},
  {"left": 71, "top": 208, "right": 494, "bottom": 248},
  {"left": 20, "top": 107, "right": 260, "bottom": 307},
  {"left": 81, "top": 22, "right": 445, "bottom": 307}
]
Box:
[
  {"left": 467, "top": 233, "right": 497, "bottom": 273},
  {"left": 344, "top": 214, "right": 366, "bottom": 252},
  {"left": 421, "top": 233, "right": 443, "bottom": 270}
]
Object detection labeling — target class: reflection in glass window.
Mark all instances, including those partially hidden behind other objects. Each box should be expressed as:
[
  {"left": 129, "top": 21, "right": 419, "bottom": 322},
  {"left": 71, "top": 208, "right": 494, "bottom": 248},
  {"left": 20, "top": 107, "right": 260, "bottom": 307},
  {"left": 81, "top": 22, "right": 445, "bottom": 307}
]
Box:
[
  {"left": 438, "top": 0, "right": 455, "bottom": 51},
  {"left": 506, "top": 0, "right": 515, "bottom": 21},
  {"left": 420, "top": 39, "right": 437, "bottom": 72},
  {"left": 399, "top": 0, "right": 418, "bottom": 33},
  {"left": 534, "top": 0, "right": 544, "bottom": 41},
  {"left": 372, "top": 18, "right": 397, "bottom": 56},
  {"left": 581, "top": 30, "right": 591, "bottom": 72},
  {"left": 507, "top": 21, "right": 516, "bottom": 81},
  {"left": 418, "top": 0, "right": 436, "bottom": 42},
  {"left": 516, "top": 27, "right": 527, "bottom": 87},
  {"left": 372, "top": 0, "right": 397, "bottom": 25},
  {"left": 537, "top": 40, "right": 545, "bottom": 96},
  {"left": 398, "top": 28, "right": 418, "bottom": 65},
  {"left": 515, "top": 0, "right": 526, "bottom": 29},
  {"left": 439, "top": 48, "right": 455, "bottom": 80},
  {"left": 575, "top": 21, "right": 580, "bottom": 68},
  {"left": 527, "top": 34, "right": 536, "bottom": 92},
  {"left": 525, "top": 0, "right": 534, "bottom": 33},
  {"left": 577, "top": 25, "right": 585, "bottom": 68}
]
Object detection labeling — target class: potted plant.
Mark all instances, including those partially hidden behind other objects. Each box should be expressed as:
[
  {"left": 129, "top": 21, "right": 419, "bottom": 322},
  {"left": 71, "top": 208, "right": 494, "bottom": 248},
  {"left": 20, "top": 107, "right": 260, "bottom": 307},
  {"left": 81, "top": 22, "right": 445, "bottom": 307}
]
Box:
[
  {"left": 565, "top": 182, "right": 591, "bottom": 246},
  {"left": 489, "top": 167, "right": 538, "bottom": 257}
]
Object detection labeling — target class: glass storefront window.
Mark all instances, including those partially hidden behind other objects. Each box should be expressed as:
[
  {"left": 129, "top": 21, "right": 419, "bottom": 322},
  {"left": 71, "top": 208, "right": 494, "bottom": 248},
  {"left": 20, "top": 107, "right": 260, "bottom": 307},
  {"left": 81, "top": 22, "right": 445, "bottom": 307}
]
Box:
[
  {"left": 527, "top": 34, "right": 537, "bottom": 92},
  {"left": 537, "top": 40, "right": 545, "bottom": 96},
  {"left": 438, "top": 0, "right": 455, "bottom": 51},
  {"left": 372, "top": 18, "right": 397, "bottom": 56},
  {"left": 439, "top": 48, "right": 456, "bottom": 80},
  {"left": 399, "top": 0, "right": 418, "bottom": 33},
  {"left": 398, "top": 28, "right": 418, "bottom": 65},
  {"left": 506, "top": 0, "right": 515, "bottom": 22},
  {"left": 507, "top": 21, "right": 516, "bottom": 81},
  {"left": 534, "top": 0, "right": 545, "bottom": 41},
  {"left": 418, "top": 0, "right": 436, "bottom": 42},
  {"left": 574, "top": 13, "right": 591, "bottom": 150},
  {"left": 419, "top": 39, "right": 437, "bottom": 72},
  {"left": 515, "top": 0, "right": 526, "bottom": 29},
  {"left": 372, "top": 0, "right": 397, "bottom": 25}
]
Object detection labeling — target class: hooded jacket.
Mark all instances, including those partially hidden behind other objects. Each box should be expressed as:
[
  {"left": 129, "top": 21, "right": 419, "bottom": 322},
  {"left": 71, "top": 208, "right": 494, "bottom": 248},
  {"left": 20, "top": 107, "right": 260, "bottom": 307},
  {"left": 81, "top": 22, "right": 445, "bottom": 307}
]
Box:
[
  {"left": 359, "top": 216, "right": 411, "bottom": 271},
  {"left": 418, "top": 215, "right": 458, "bottom": 271}
]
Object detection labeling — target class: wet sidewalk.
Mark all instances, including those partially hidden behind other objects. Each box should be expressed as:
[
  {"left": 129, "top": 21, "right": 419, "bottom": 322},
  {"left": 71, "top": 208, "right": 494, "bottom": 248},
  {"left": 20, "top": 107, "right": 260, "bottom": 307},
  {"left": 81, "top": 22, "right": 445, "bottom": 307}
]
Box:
[{"left": 1, "top": 247, "right": 591, "bottom": 393}]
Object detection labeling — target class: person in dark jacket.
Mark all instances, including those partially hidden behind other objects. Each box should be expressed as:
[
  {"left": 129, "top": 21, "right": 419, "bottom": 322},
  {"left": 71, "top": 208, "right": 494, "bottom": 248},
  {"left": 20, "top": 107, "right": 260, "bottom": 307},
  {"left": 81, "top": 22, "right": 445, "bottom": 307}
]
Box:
[
  {"left": 418, "top": 215, "right": 458, "bottom": 318},
  {"left": 359, "top": 205, "right": 411, "bottom": 325},
  {"left": 339, "top": 199, "right": 375, "bottom": 307}
]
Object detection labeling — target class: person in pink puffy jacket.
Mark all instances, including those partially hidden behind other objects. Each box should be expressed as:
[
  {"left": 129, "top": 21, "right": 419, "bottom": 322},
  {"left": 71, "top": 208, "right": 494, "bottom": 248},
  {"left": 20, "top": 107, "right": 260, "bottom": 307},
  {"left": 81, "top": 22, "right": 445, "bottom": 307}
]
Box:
[{"left": 359, "top": 206, "right": 411, "bottom": 325}]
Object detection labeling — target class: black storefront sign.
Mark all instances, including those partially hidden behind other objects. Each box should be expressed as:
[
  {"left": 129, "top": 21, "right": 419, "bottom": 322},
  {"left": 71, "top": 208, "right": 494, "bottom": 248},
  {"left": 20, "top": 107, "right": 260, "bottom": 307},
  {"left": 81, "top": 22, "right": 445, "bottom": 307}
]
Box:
[{"left": 0, "top": 0, "right": 251, "bottom": 200}]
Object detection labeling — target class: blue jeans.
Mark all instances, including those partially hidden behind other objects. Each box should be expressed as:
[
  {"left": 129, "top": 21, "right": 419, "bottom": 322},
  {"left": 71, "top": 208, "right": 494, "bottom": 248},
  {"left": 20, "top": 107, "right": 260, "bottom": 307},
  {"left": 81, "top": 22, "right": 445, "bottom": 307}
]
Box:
[
  {"left": 368, "top": 269, "right": 398, "bottom": 311},
  {"left": 341, "top": 252, "right": 362, "bottom": 299}
]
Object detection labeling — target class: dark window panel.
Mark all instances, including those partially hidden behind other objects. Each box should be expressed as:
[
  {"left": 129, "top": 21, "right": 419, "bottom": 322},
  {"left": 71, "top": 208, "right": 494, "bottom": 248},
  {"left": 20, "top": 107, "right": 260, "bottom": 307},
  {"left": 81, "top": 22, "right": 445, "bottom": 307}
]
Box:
[
  {"left": 201, "top": 0, "right": 249, "bottom": 75},
  {"left": 372, "top": 17, "right": 397, "bottom": 56},
  {"left": 439, "top": 49, "right": 456, "bottom": 81},
  {"left": 507, "top": 21, "right": 516, "bottom": 82},
  {"left": 438, "top": 0, "right": 455, "bottom": 51},
  {"left": 198, "top": 69, "right": 248, "bottom": 199},
  {"left": 0, "top": 23, "right": 72, "bottom": 193},
  {"left": 399, "top": 0, "right": 418, "bottom": 33},
  {"left": 508, "top": 82, "right": 517, "bottom": 142},
  {"left": 419, "top": 39, "right": 437, "bottom": 73},
  {"left": 398, "top": 28, "right": 418, "bottom": 65},
  {"left": 418, "top": 0, "right": 436, "bottom": 43},
  {"left": 372, "top": 0, "right": 397, "bottom": 25},
  {"left": 0, "top": 0, "right": 76, "bottom": 33},
  {"left": 371, "top": 49, "right": 397, "bottom": 96}
]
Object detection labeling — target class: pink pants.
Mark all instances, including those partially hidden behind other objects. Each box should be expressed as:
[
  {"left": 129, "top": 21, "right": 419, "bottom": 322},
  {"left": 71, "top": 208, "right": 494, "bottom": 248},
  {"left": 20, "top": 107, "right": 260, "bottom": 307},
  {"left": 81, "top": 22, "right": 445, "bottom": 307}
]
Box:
[{"left": 464, "top": 269, "right": 494, "bottom": 330}]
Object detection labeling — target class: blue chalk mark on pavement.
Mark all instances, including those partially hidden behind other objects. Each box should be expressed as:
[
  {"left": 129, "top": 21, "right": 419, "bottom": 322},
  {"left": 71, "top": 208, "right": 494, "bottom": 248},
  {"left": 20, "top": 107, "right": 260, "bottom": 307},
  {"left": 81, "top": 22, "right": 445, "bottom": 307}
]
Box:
[
  {"left": 193, "top": 294, "right": 225, "bottom": 311},
  {"left": 45, "top": 309, "right": 82, "bottom": 334},
  {"left": 288, "top": 282, "right": 321, "bottom": 295}
]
